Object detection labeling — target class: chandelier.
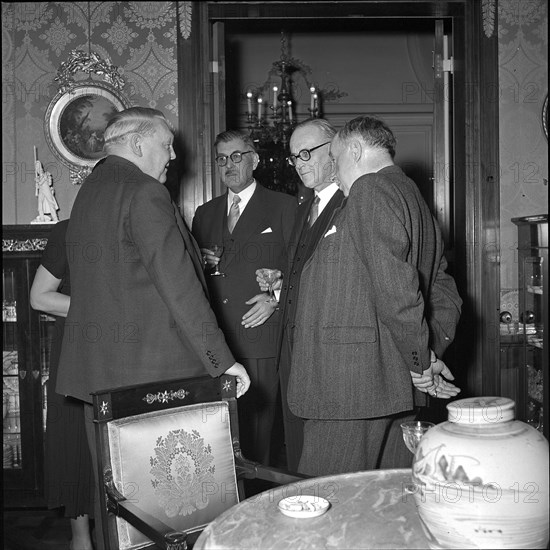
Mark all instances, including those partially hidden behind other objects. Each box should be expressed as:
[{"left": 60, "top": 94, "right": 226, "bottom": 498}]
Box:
[{"left": 244, "top": 32, "right": 344, "bottom": 196}]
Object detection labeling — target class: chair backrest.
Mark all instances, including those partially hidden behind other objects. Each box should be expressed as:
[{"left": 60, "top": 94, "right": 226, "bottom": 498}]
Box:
[{"left": 93, "top": 375, "right": 242, "bottom": 550}]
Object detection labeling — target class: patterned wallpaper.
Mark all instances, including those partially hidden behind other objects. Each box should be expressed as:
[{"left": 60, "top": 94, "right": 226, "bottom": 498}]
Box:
[
  {"left": 2, "top": 1, "right": 189, "bottom": 224},
  {"left": 2, "top": 1, "right": 548, "bottom": 305},
  {"left": 498, "top": 0, "right": 548, "bottom": 314}
]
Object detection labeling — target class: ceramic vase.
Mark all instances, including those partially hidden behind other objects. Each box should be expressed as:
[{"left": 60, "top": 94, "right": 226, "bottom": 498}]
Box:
[{"left": 412, "top": 396, "right": 549, "bottom": 549}]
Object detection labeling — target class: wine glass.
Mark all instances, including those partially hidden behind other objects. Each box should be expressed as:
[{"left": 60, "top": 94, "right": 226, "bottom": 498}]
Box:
[
  {"left": 400, "top": 420, "right": 435, "bottom": 492},
  {"left": 260, "top": 269, "right": 279, "bottom": 302},
  {"left": 210, "top": 245, "right": 225, "bottom": 277}
]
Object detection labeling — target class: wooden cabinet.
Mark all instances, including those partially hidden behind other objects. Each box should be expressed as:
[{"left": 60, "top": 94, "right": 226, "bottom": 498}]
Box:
[
  {"left": 511, "top": 215, "right": 548, "bottom": 439},
  {"left": 3, "top": 225, "right": 53, "bottom": 507}
]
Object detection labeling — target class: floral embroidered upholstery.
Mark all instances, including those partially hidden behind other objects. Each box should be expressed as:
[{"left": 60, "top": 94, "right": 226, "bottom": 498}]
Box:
[{"left": 107, "top": 401, "right": 238, "bottom": 550}]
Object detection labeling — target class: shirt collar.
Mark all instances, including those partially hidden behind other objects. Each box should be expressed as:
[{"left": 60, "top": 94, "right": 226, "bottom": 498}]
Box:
[
  {"left": 315, "top": 182, "right": 339, "bottom": 214},
  {"left": 227, "top": 179, "right": 256, "bottom": 214}
]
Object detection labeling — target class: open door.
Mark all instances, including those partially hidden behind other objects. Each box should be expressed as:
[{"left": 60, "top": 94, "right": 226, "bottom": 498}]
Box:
[
  {"left": 183, "top": 1, "right": 499, "bottom": 399},
  {"left": 433, "top": 20, "right": 454, "bottom": 252}
]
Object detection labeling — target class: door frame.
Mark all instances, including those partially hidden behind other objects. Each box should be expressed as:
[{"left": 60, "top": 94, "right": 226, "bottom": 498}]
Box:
[{"left": 178, "top": 0, "right": 500, "bottom": 398}]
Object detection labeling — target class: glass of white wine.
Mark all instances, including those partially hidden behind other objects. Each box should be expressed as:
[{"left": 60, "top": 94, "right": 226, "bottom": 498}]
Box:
[
  {"left": 259, "top": 268, "right": 279, "bottom": 302},
  {"left": 400, "top": 420, "right": 435, "bottom": 493},
  {"left": 210, "top": 244, "right": 225, "bottom": 277}
]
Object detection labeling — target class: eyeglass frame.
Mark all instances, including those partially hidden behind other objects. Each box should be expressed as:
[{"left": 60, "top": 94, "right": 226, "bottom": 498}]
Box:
[
  {"left": 215, "top": 150, "right": 255, "bottom": 167},
  {"left": 287, "top": 141, "right": 331, "bottom": 167}
]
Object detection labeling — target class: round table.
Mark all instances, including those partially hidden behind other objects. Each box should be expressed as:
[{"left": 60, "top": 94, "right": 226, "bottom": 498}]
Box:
[{"left": 194, "top": 468, "right": 431, "bottom": 549}]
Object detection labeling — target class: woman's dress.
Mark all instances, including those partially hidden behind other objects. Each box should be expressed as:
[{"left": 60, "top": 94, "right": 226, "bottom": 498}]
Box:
[{"left": 41, "top": 220, "right": 94, "bottom": 517}]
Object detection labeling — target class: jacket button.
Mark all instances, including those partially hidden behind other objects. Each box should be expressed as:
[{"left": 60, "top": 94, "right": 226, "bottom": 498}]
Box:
[{"left": 222, "top": 298, "right": 228, "bottom": 304}]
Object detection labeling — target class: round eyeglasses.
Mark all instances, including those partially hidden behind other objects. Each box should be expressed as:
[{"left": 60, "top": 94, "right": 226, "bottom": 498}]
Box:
[
  {"left": 287, "top": 141, "right": 331, "bottom": 167},
  {"left": 215, "top": 150, "right": 254, "bottom": 167}
]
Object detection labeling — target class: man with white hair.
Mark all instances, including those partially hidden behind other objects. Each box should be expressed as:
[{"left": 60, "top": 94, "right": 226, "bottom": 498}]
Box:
[{"left": 57, "top": 107, "right": 249, "bottom": 547}]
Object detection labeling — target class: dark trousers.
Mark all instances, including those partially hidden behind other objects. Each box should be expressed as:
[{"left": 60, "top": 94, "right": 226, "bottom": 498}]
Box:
[
  {"left": 83, "top": 403, "right": 105, "bottom": 550},
  {"left": 298, "top": 410, "right": 417, "bottom": 476},
  {"left": 237, "top": 357, "right": 278, "bottom": 465},
  {"left": 278, "top": 336, "right": 304, "bottom": 471}
]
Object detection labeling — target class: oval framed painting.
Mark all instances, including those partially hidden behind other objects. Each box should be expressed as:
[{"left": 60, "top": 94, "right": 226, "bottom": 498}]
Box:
[{"left": 45, "top": 81, "right": 131, "bottom": 183}]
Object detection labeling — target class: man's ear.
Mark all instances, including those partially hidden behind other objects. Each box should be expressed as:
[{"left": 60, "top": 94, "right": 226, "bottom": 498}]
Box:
[
  {"left": 252, "top": 152, "right": 260, "bottom": 170},
  {"left": 349, "top": 139, "right": 362, "bottom": 163},
  {"left": 129, "top": 134, "right": 143, "bottom": 157}
]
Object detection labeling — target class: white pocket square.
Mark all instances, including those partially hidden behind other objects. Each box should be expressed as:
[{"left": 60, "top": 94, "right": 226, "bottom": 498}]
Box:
[
  {"left": 261, "top": 227, "right": 273, "bottom": 234},
  {"left": 324, "top": 225, "right": 337, "bottom": 237}
]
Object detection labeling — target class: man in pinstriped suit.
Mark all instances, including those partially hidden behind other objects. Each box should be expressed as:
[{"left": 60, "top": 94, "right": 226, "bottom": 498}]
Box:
[
  {"left": 288, "top": 115, "right": 462, "bottom": 476},
  {"left": 270, "top": 119, "right": 345, "bottom": 471}
]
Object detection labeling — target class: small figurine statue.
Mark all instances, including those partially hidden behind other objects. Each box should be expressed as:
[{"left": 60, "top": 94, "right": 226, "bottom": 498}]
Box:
[{"left": 31, "top": 160, "right": 59, "bottom": 224}]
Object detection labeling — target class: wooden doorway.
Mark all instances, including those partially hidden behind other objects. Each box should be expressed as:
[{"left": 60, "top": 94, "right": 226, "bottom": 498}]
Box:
[{"left": 179, "top": 1, "right": 500, "bottom": 398}]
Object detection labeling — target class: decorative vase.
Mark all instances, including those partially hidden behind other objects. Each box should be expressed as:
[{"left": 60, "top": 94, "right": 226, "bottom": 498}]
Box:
[{"left": 412, "top": 396, "right": 549, "bottom": 549}]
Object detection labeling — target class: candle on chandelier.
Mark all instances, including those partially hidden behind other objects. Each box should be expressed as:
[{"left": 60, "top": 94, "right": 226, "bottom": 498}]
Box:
[
  {"left": 313, "top": 93, "right": 318, "bottom": 111},
  {"left": 257, "top": 97, "right": 263, "bottom": 119},
  {"left": 273, "top": 86, "right": 278, "bottom": 108},
  {"left": 310, "top": 86, "right": 316, "bottom": 111},
  {"left": 287, "top": 101, "right": 293, "bottom": 122},
  {"left": 246, "top": 91, "right": 253, "bottom": 114}
]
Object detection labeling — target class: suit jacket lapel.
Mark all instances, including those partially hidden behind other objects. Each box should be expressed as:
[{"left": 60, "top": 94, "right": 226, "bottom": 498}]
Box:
[
  {"left": 210, "top": 194, "right": 227, "bottom": 244},
  {"left": 301, "top": 190, "right": 347, "bottom": 271},
  {"left": 310, "top": 190, "right": 346, "bottom": 250},
  {"left": 288, "top": 196, "right": 314, "bottom": 264}
]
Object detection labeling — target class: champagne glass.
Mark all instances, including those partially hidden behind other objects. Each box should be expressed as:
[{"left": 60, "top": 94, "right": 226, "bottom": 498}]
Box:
[
  {"left": 400, "top": 420, "right": 435, "bottom": 492},
  {"left": 260, "top": 269, "right": 279, "bottom": 302},
  {"left": 210, "top": 245, "right": 225, "bottom": 277}
]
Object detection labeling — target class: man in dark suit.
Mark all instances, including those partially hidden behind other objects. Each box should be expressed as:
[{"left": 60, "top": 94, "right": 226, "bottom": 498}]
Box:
[
  {"left": 268, "top": 119, "right": 346, "bottom": 471},
  {"left": 288, "top": 115, "right": 462, "bottom": 476},
  {"left": 192, "top": 130, "right": 296, "bottom": 465},
  {"left": 57, "top": 108, "right": 250, "bottom": 548}
]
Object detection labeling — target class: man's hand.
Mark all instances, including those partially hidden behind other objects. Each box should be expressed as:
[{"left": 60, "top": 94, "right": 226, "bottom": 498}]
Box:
[
  {"left": 410, "top": 350, "right": 461, "bottom": 399},
  {"left": 200, "top": 247, "right": 220, "bottom": 269},
  {"left": 241, "top": 293, "right": 278, "bottom": 328},
  {"left": 224, "top": 363, "right": 250, "bottom": 398},
  {"left": 255, "top": 268, "right": 282, "bottom": 292}
]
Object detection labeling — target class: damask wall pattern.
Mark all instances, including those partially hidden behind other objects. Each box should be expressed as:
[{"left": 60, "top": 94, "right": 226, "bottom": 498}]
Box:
[
  {"left": 498, "top": 0, "right": 548, "bottom": 302},
  {"left": 2, "top": 1, "right": 187, "bottom": 224}
]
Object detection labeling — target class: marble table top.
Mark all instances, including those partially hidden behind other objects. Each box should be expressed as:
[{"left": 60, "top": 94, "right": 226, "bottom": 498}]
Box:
[{"left": 194, "top": 468, "right": 431, "bottom": 549}]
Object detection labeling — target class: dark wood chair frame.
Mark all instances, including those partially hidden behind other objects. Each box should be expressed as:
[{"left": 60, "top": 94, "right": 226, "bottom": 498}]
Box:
[{"left": 92, "top": 374, "right": 308, "bottom": 550}]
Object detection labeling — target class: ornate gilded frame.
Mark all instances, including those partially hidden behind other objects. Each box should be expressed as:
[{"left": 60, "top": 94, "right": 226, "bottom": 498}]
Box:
[{"left": 44, "top": 51, "right": 131, "bottom": 184}]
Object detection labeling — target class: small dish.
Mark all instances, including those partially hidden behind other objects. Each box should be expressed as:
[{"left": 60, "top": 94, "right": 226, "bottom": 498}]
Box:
[{"left": 277, "top": 495, "right": 330, "bottom": 518}]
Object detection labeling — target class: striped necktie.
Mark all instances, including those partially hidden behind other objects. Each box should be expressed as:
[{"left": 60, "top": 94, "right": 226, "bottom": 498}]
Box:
[
  {"left": 307, "top": 195, "right": 320, "bottom": 228},
  {"left": 227, "top": 195, "right": 241, "bottom": 233}
]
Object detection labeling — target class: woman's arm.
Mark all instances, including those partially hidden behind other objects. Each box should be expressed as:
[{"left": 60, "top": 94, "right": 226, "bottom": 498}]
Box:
[{"left": 30, "top": 265, "right": 70, "bottom": 317}]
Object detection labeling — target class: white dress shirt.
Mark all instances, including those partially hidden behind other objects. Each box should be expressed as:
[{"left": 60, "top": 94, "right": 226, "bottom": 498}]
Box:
[
  {"left": 315, "top": 182, "right": 340, "bottom": 216},
  {"left": 227, "top": 180, "right": 257, "bottom": 215}
]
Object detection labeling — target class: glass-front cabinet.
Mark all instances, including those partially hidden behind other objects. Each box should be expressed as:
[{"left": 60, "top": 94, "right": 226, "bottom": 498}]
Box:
[
  {"left": 511, "top": 215, "right": 548, "bottom": 440},
  {"left": 3, "top": 225, "right": 53, "bottom": 507}
]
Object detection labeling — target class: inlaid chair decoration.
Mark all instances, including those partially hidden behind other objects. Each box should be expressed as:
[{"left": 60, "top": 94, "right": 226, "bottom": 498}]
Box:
[{"left": 92, "top": 374, "right": 307, "bottom": 550}]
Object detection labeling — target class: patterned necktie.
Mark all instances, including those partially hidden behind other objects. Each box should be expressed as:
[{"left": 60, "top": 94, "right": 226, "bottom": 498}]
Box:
[
  {"left": 307, "top": 195, "right": 320, "bottom": 228},
  {"left": 227, "top": 195, "right": 241, "bottom": 233}
]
